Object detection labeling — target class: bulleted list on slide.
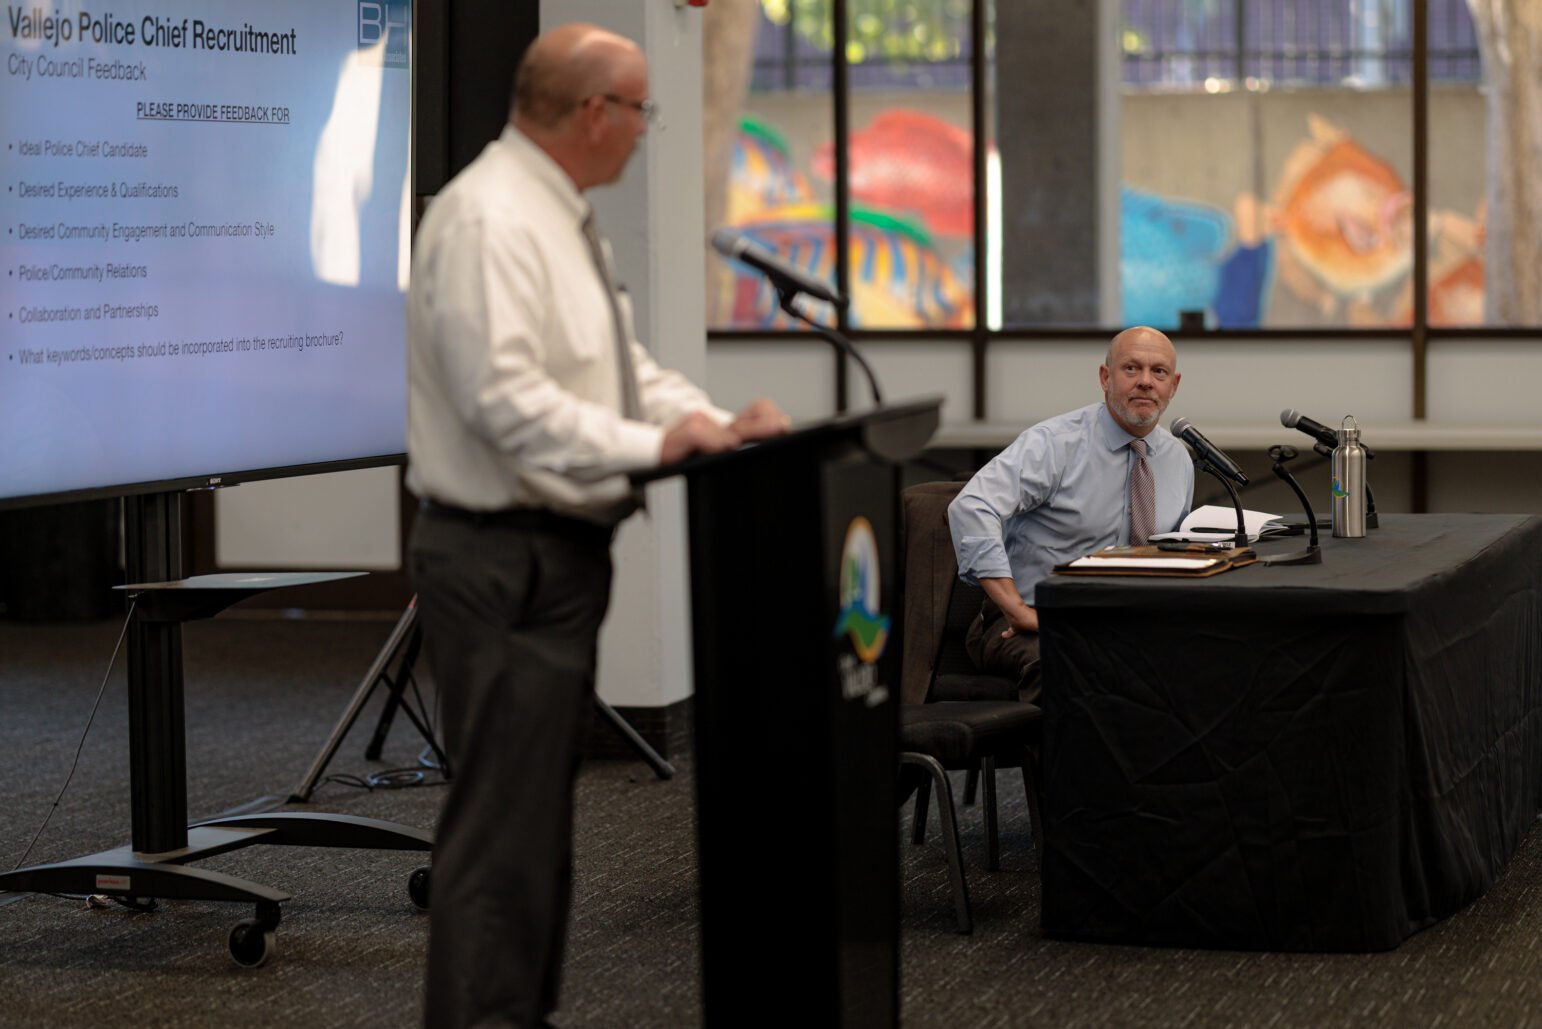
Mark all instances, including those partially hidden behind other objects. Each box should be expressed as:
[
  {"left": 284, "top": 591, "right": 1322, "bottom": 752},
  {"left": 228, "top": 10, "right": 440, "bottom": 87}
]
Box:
[
  {"left": 1, "top": 2, "right": 411, "bottom": 502},
  {"left": 5, "top": 33, "right": 292, "bottom": 364}
]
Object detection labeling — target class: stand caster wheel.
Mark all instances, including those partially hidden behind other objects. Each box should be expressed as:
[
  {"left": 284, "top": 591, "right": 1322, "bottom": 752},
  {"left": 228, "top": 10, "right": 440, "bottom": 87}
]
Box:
[
  {"left": 408, "top": 866, "right": 430, "bottom": 911},
  {"left": 254, "top": 900, "right": 282, "bottom": 929},
  {"left": 229, "top": 920, "right": 276, "bottom": 968}
]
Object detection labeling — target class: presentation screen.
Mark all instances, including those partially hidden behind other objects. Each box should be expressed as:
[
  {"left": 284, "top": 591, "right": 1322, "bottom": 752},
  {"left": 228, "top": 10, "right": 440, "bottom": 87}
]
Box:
[{"left": 0, "top": 0, "right": 412, "bottom": 508}]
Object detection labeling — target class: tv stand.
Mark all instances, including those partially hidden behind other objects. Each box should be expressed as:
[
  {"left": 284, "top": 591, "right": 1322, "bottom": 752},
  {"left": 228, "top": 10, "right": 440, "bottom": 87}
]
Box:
[{"left": 0, "top": 491, "right": 432, "bottom": 968}]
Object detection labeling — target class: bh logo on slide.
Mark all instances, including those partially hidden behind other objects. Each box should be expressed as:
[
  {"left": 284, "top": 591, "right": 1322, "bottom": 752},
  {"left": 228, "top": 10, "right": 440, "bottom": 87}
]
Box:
[{"left": 358, "top": 1, "right": 410, "bottom": 67}]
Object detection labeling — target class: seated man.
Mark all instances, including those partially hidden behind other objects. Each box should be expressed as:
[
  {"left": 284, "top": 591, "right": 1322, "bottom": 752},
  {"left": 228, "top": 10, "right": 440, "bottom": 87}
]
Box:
[{"left": 947, "top": 326, "right": 1194, "bottom": 702}]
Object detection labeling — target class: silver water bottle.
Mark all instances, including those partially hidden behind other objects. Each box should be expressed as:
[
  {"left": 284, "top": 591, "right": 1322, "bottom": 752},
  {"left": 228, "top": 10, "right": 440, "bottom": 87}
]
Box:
[{"left": 1331, "top": 416, "right": 1367, "bottom": 538}]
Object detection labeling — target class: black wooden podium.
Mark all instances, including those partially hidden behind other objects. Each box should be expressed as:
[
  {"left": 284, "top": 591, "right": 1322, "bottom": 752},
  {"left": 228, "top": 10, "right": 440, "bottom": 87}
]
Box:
[{"left": 639, "top": 398, "right": 939, "bottom": 1027}]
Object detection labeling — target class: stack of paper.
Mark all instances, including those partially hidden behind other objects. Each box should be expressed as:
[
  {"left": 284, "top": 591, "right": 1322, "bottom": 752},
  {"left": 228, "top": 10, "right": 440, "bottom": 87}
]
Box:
[
  {"left": 1148, "top": 505, "right": 1282, "bottom": 544},
  {"left": 1065, "top": 554, "right": 1222, "bottom": 571}
]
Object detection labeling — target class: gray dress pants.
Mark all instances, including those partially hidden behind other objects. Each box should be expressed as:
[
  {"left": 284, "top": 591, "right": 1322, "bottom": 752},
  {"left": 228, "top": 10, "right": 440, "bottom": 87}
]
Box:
[
  {"left": 410, "top": 505, "right": 614, "bottom": 1029},
  {"left": 965, "top": 596, "right": 1044, "bottom": 704}
]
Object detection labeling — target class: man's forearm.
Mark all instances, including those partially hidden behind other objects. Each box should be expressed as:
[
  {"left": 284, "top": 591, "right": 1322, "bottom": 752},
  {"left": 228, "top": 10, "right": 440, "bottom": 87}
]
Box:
[{"left": 977, "top": 576, "right": 1038, "bottom": 634}]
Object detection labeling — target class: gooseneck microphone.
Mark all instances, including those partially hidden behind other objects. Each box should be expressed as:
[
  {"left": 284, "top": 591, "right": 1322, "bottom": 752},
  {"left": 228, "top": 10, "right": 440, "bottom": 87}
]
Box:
[
  {"left": 710, "top": 229, "right": 847, "bottom": 308},
  {"left": 710, "top": 227, "right": 881, "bottom": 405},
  {"left": 1170, "top": 417, "right": 1249, "bottom": 485},
  {"left": 1281, "top": 409, "right": 1376, "bottom": 459},
  {"left": 1261, "top": 444, "right": 1322, "bottom": 566}
]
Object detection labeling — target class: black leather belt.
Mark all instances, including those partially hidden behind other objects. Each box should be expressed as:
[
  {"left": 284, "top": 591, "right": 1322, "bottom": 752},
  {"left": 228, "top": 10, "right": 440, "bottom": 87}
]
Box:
[{"left": 418, "top": 499, "right": 614, "bottom": 545}]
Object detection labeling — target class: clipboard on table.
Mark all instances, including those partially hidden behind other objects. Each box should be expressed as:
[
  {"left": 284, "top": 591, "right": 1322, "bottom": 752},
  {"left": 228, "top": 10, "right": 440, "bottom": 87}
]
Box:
[{"left": 1053, "top": 544, "right": 1258, "bottom": 578}]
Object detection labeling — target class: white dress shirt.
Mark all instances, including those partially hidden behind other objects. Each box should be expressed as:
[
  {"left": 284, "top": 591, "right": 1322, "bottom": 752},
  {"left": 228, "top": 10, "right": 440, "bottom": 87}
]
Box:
[{"left": 407, "top": 125, "right": 728, "bottom": 522}]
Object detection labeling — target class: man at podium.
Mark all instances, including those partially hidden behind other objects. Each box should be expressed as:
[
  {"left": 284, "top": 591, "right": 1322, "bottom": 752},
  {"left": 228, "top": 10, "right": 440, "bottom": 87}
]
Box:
[
  {"left": 404, "top": 23, "right": 787, "bottom": 1029},
  {"left": 947, "top": 326, "right": 1194, "bottom": 701}
]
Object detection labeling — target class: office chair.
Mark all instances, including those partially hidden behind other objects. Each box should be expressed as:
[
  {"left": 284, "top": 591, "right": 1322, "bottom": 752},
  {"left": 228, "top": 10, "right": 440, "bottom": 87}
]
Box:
[{"left": 898, "top": 481, "right": 1043, "bottom": 933}]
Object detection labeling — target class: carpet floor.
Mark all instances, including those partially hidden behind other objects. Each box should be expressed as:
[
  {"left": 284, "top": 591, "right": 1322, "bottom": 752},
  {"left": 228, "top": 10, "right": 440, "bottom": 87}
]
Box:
[{"left": 3, "top": 617, "right": 1542, "bottom": 1027}]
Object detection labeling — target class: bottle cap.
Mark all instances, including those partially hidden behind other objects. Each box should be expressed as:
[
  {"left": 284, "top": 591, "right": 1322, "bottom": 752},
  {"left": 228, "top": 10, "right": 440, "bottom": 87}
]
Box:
[{"left": 1339, "top": 414, "right": 1361, "bottom": 443}]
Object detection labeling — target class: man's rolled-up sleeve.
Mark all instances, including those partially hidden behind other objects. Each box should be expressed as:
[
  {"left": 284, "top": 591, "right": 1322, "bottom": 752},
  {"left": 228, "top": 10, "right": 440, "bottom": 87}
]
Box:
[{"left": 947, "top": 427, "right": 1055, "bottom": 586}]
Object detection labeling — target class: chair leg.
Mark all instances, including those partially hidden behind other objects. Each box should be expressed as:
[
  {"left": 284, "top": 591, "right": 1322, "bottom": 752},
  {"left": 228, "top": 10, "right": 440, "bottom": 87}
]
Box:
[
  {"left": 963, "top": 765, "right": 979, "bottom": 805},
  {"left": 911, "top": 777, "right": 932, "bottom": 845},
  {"left": 1021, "top": 748, "right": 1044, "bottom": 866},
  {"left": 982, "top": 756, "right": 999, "bottom": 872},
  {"left": 900, "top": 753, "right": 972, "bottom": 934}
]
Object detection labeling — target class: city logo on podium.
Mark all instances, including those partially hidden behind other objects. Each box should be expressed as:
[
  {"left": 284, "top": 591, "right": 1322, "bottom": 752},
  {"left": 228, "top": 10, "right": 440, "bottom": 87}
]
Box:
[{"left": 834, "top": 517, "right": 890, "bottom": 664}]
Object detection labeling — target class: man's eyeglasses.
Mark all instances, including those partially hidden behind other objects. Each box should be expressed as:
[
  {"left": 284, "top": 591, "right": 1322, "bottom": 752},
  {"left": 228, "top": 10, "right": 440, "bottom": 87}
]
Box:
[{"left": 600, "top": 94, "right": 660, "bottom": 127}]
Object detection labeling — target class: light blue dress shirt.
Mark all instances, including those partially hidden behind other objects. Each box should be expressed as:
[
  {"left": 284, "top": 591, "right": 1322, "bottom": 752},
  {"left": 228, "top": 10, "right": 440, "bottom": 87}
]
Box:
[{"left": 948, "top": 402, "right": 1196, "bottom": 605}]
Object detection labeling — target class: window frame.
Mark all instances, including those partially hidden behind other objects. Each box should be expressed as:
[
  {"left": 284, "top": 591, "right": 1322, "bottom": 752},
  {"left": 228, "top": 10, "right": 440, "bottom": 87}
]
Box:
[{"left": 708, "top": 0, "right": 1542, "bottom": 427}]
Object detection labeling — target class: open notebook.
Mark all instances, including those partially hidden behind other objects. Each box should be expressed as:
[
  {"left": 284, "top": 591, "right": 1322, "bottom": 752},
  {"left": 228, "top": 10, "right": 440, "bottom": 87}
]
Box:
[{"left": 1148, "top": 504, "right": 1283, "bottom": 544}]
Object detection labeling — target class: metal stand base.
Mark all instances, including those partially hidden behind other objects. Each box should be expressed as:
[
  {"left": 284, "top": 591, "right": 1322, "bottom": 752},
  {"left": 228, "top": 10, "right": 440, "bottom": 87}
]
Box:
[
  {"left": 1263, "top": 545, "right": 1324, "bottom": 566},
  {"left": 291, "top": 596, "right": 673, "bottom": 803},
  {"left": 0, "top": 495, "right": 434, "bottom": 966},
  {"left": 0, "top": 828, "right": 291, "bottom": 904},
  {"left": 0, "top": 815, "right": 430, "bottom": 901}
]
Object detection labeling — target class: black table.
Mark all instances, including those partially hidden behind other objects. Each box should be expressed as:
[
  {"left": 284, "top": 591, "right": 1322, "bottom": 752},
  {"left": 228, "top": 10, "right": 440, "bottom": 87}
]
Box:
[{"left": 1035, "top": 514, "right": 1542, "bottom": 952}]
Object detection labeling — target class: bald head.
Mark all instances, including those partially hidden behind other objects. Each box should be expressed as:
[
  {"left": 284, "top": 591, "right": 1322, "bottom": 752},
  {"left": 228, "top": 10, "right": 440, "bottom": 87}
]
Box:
[
  {"left": 509, "top": 24, "right": 651, "bottom": 191},
  {"left": 512, "top": 24, "right": 644, "bottom": 130},
  {"left": 1104, "top": 326, "right": 1175, "bottom": 370}
]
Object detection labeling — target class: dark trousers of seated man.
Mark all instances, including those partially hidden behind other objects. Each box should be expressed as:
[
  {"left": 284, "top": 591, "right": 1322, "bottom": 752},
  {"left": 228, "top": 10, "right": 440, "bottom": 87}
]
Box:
[
  {"left": 410, "top": 505, "right": 613, "bottom": 1029},
  {"left": 965, "top": 596, "right": 1043, "bottom": 705}
]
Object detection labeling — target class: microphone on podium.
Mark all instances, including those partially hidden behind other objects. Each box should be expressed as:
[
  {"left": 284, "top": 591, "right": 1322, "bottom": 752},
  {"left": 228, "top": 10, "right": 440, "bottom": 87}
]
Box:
[
  {"left": 710, "top": 229, "right": 846, "bottom": 308},
  {"left": 710, "top": 228, "right": 881, "bottom": 406}
]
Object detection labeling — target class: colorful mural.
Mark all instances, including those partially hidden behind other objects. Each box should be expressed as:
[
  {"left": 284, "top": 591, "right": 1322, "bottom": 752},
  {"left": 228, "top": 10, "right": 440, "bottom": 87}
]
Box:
[
  {"left": 723, "top": 111, "right": 973, "bottom": 329},
  {"left": 1120, "top": 187, "right": 1274, "bottom": 328},
  {"left": 719, "top": 108, "right": 1484, "bottom": 330},
  {"left": 811, "top": 109, "right": 975, "bottom": 239},
  {"left": 726, "top": 115, "right": 814, "bottom": 225},
  {"left": 1265, "top": 115, "right": 1485, "bottom": 327},
  {"left": 723, "top": 203, "right": 972, "bottom": 329}
]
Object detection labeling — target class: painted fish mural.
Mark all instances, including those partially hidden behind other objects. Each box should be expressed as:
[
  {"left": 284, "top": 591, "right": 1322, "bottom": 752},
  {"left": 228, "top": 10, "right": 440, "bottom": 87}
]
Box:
[
  {"left": 727, "top": 114, "right": 814, "bottom": 225},
  {"left": 1274, "top": 116, "right": 1413, "bottom": 300},
  {"left": 811, "top": 108, "right": 976, "bottom": 239},
  {"left": 722, "top": 108, "right": 1483, "bottom": 329},
  {"left": 722, "top": 203, "right": 973, "bottom": 329}
]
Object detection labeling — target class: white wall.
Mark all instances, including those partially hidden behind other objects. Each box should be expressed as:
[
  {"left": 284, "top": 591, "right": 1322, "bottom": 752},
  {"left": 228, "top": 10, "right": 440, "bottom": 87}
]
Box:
[
  {"left": 215, "top": 465, "right": 401, "bottom": 570},
  {"left": 548, "top": 0, "right": 707, "bottom": 709}
]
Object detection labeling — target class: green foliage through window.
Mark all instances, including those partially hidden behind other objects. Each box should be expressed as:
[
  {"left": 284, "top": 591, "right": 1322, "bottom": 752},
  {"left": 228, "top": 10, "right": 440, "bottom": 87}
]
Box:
[{"left": 761, "top": 0, "right": 970, "bottom": 64}]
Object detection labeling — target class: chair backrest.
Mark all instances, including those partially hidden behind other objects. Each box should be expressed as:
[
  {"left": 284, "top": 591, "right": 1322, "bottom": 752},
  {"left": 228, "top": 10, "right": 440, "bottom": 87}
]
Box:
[
  {"left": 900, "top": 479, "right": 1020, "bottom": 705},
  {"left": 934, "top": 576, "right": 986, "bottom": 680},
  {"left": 928, "top": 574, "right": 1020, "bottom": 702},
  {"left": 898, "top": 481, "right": 969, "bottom": 706}
]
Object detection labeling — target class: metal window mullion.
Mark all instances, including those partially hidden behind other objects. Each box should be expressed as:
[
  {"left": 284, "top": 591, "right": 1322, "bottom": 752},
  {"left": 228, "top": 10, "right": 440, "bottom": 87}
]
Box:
[
  {"left": 1412, "top": 0, "right": 1428, "bottom": 424},
  {"left": 832, "top": 0, "right": 851, "bottom": 412},
  {"left": 972, "top": 0, "right": 988, "bottom": 419},
  {"left": 785, "top": 7, "right": 796, "bottom": 91},
  {"left": 1235, "top": 0, "right": 1246, "bottom": 82}
]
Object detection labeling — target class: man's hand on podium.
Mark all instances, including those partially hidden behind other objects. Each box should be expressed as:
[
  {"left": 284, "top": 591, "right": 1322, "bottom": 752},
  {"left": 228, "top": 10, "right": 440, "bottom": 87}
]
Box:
[
  {"left": 658, "top": 399, "right": 791, "bottom": 466},
  {"left": 661, "top": 411, "right": 741, "bottom": 466},
  {"left": 729, "top": 397, "right": 793, "bottom": 442}
]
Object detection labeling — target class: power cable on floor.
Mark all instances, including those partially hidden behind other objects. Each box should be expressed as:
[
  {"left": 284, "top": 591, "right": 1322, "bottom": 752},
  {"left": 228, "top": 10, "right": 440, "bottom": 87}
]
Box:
[{"left": 11, "top": 598, "right": 137, "bottom": 873}]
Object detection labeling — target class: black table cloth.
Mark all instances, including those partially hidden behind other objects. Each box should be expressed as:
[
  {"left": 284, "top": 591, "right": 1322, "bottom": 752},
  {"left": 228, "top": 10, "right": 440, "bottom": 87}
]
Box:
[{"left": 1035, "top": 514, "right": 1542, "bottom": 951}]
